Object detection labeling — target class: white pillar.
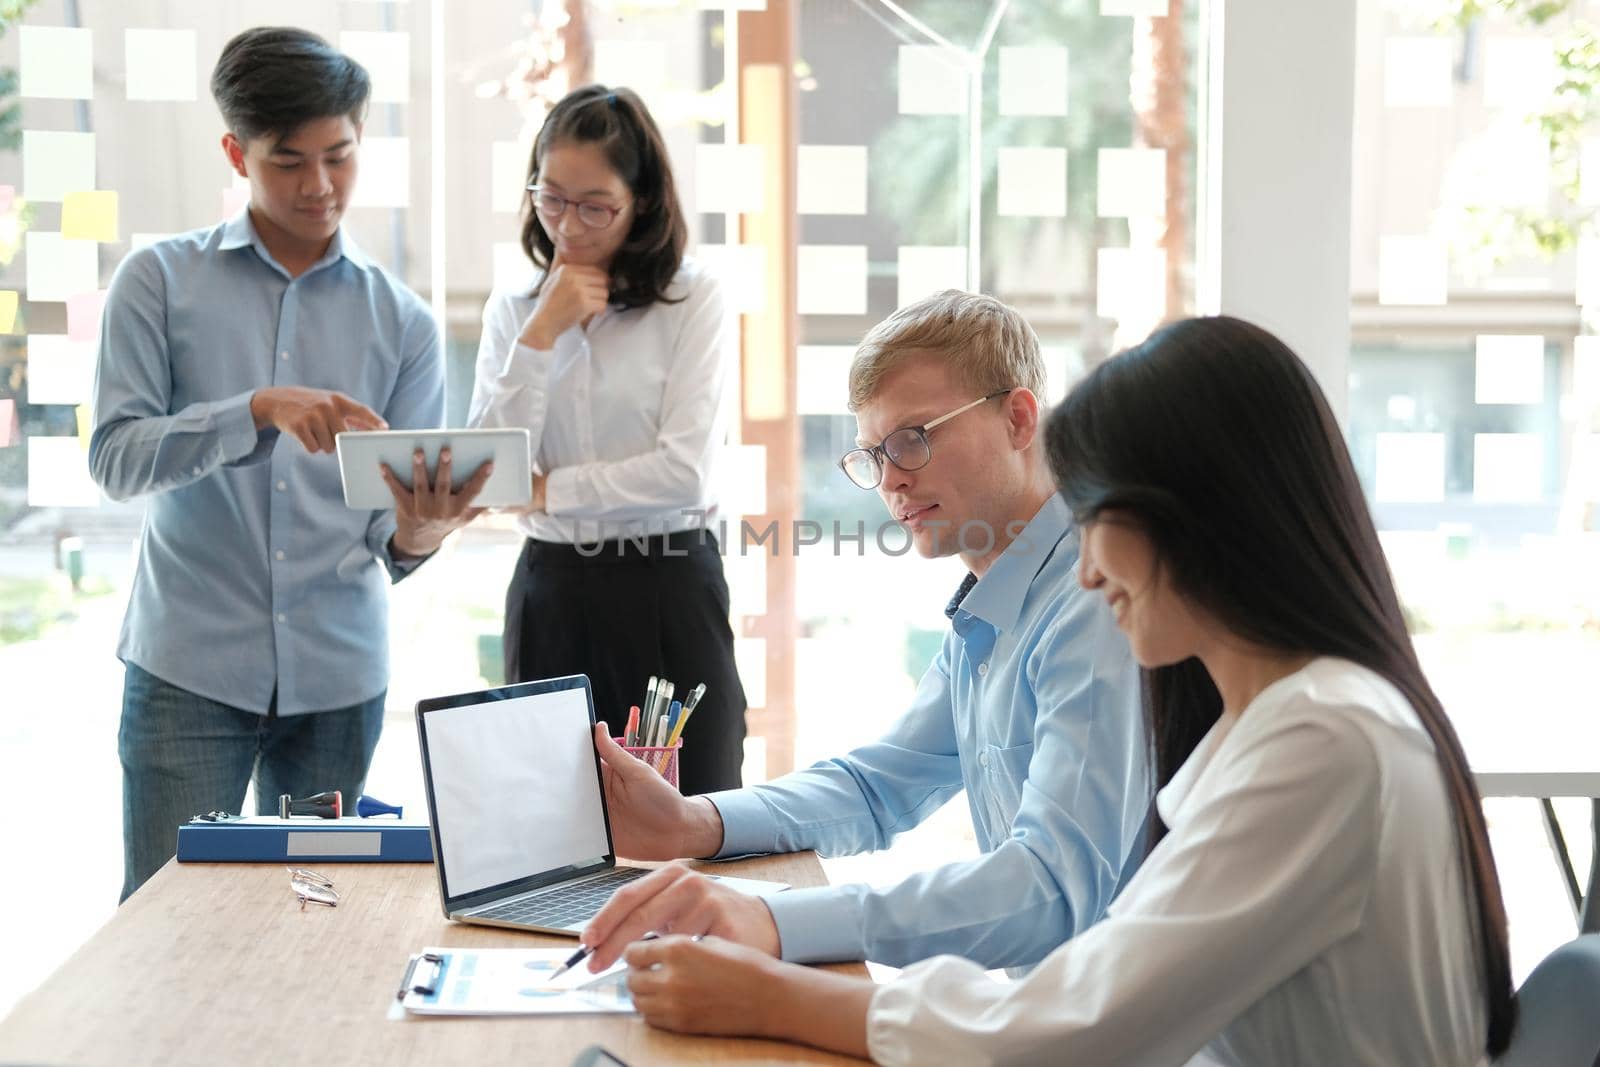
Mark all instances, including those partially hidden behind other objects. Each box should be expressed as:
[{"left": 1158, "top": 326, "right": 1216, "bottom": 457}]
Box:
[{"left": 1198, "top": 0, "right": 1358, "bottom": 420}]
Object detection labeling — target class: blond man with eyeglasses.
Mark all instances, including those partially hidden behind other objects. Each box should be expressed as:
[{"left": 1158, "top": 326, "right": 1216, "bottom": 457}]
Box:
[{"left": 579, "top": 290, "right": 1148, "bottom": 980}]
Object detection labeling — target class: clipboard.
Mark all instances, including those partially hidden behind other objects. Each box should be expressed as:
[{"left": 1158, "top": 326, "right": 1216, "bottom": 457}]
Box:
[{"left": 395, "top": 947, "right": 635, "bottom": 1016}]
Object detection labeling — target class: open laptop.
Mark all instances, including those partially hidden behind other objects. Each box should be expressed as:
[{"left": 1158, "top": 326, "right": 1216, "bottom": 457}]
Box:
[{"left": 415, "top": 674, "right": 787, "bottom": 936}]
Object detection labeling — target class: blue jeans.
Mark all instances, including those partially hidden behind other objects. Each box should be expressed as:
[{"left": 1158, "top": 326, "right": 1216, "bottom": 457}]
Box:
[{"left": 118, "top": 662, "right": 385, "bottom": 902}]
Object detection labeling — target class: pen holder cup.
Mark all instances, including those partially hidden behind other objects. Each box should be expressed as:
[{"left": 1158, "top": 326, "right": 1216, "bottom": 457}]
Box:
[{"left": 616, "top": 738, "right": 682, "bottom": 791}]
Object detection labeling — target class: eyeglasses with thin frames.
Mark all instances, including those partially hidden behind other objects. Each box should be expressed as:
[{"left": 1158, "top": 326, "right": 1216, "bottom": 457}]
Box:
[
  {"left": 526, "top": 184, "right": 628, "bottom": 230},
  {"left": 838, "top": 389, "right": 1014, "bottom": 490},
  {"left": 288, "top": 867, "right": 339, "bottom": 910}
]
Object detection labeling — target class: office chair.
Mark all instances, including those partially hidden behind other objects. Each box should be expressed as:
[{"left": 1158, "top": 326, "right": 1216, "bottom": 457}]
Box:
[{"left": 1496, "top": 934, "right": 1600, "bottom": 1067}]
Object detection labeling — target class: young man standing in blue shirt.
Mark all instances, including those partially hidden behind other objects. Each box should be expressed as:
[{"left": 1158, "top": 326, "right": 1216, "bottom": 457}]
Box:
[
  {"left": 579, "top": 290, "right": 1148, "bottom": 973},
  {"left": 90, "top": 28, "right": 486, "bottom": 901}
]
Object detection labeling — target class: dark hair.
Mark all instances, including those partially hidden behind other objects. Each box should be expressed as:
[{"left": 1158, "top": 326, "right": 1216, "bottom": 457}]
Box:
[
  {"left": 1044, "top": 315, "right": 1516, "bottom": 1057},
  {"left": 521, "top": 85, "right": 687, "bottom": 310},
  {"left": 210, "top": 27, "right": 370, "bottom": 143}
]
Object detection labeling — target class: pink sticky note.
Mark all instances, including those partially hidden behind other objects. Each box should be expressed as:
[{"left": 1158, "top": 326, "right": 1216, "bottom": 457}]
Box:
[
  {"left": 0, "top": 185, "right": 14, "bottom": 213},
  {"left": 67, "top": 289, "right": 106, "bottom": 342},
  {"left": 221, "top": 184, "right": 250, "bottom": 221},
  {"left": 0, "top": 399, "right": 17, "bottom": 447}
]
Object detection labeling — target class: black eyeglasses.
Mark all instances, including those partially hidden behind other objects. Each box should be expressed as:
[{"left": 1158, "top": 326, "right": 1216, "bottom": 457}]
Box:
[
  {"left": 526, "top": 184, "right": 628, "bottom": 230},
  {"left": 839, "top": 390, "right": 1013, "bottom": 490}
]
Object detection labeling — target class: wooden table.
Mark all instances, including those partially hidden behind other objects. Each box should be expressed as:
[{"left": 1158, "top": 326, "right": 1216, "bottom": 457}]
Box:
[{"left": 0, "top": 853, "right": 869, "bottom": 1066}]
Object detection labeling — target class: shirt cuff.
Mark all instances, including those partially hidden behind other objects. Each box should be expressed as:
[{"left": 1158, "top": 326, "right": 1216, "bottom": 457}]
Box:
[
  {"left": 707, "top": 788, "right": 780, "bottom": 858},
  {"left": 543, "top": 466, "right": 585, "bottom": 516},
  {"left": 215, "top": 390, "right": 267, "bottom": 465},
  {"left": 497, "top": 340, "right": 555, "bottom": 387},
  {"left": 765, "top": 885, "right": 866, "bottom": 963}
]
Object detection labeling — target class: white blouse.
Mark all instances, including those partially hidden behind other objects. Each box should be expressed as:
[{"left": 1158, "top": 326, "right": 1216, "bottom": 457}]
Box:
[
  {"left": 867, "top": 657, "right": 1491, "bottom": 1067},
  {"left": 468, "top": 258, "right": 730, "bottom": 544}
]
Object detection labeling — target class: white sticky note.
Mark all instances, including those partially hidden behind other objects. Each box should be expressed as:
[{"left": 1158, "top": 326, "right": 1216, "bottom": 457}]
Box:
[
  {"left": 351, "top": 136, "right": 409, "bottom": 208},
  {"left": 725, "top": 551, "right": 767, "bottom": 619},
  {"left": 1475, "top": 126, "right": 1549, "bottom": 209},
  {"left": 1474, "top": 335, "right": 1544, "bottom": 405},
  {"left": 1383, "top": 37, "right": 1453, "bottom": 108},
  {"left": 25, "top": 334, "right": 96, "bottom": 406},
  {"left": 491, "top": 141, "right": 529, "bottom": 214},
  {"left": 1375, "top": 432, "right": 1446, "bottom": 503},
  {"left": 999, "top": 46, "right": 1068, "bottom": 116},
  {"left": 797, "top": 245, "right": 867, "bottom": 316},
  {"left": 27, "top": 436, "right": 101, "bottom": 507},
  {"left": 339, "top": 31, "right": 410, "bottom": 104},
  {"left": 492, "top": 242, "right": 529, "bottom": 291},
  {"left": 1101, "top": 0, "right": 1169, "bottom": 14},
  {"left": 1574, "top": 433, "right": 1600, "bottom": 503},
  {"left": 1578, "top": 238, "right": 1600, "bottom": 308},
  {"left": 1377, "top": 235, "right": 1447, "bottom": 306},
  {"left": 796, "top": 345, "right": 855, "bottom": 416},
  {"left": 1484, "top": 37, "right": 1554, "bottom": 109},
  {"left": 22, "top": 131, "right": 95, "bottom": 203},
  {"left": 726, "top": 443, "right": 767, "bottom": 516},
  {"left": 734, "top": 636, "right": 766, "bottom": 709},
  {"left": 125, "top": 28, "right": 196, "bottom": 101},
  {"left": 1582, "top": 138, "right": 1600, "bottom": 207},
  {"left": 1098, "top": 147, "right": 1165, "bottom": 219},
  {"left": 697, "top": 243, "right": 766, "bottom": 315},
  {"left": 25, "top": 232, "right": 99, "bottom": 303},
  {"left": 20, "top": 26, "right": 93, "bottom": 100},
  {"left": 1574, "top": 336, "right": 1600, "bottom": 413},
  {"left": 797, "top": 145, "right": 867, "bottom": 215},
  {"left": 897, "top": 246, "right": 967, "bottom": 309},
  {"left": 695, "top": 143, "right": 764, "bottom": 214},
  {"left": 999, "top": 146, "right": 1067, "bottom": 217},
  {"left": 594, "top": 41, "right": 669, "bottom": 94},
  {"left": 899, "top": 45, "right": 967, "bottom": 116},
  {"left": 1096, "top": 247, "right": 1166, "bottom": 321},
  {"left": 1473, "top": 433, "right": 1543, "bottom": 502}
]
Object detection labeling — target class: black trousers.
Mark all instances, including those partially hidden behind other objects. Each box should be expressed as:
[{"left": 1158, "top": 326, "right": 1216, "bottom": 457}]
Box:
[{"left": 503, "top": 529, "right": 747, "bottom": 795}]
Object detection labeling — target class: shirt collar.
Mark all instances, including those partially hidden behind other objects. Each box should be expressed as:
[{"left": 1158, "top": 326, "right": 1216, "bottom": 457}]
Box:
[
  {"left": 949, "top": 495, "right": 1072, "bottom": 634},
  {"left": 218, "top": 209, "right": 372, "bottom": 274}
]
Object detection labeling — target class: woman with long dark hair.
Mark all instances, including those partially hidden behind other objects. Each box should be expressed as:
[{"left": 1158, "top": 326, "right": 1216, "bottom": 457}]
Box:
[
  {"left": 610, "top": 315, "right": 1516, "bottom": 1065},
  {"left": 469, "top": 85, "right": 745, "bottom": 794}
]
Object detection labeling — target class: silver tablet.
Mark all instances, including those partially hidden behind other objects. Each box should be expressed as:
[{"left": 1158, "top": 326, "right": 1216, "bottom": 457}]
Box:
[{"left": 335, "top": 428, "right": 533, "bottom": 510}]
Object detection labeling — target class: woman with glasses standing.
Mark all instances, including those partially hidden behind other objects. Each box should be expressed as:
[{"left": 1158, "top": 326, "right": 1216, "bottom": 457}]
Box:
[{"left": 469, "top": 84, "right": 746, "bottom": 794}]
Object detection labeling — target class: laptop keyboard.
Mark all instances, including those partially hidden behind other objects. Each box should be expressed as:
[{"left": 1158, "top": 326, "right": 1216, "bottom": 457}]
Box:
[{"left": 474, "top": 866, "right": 652, "bottom": 929}]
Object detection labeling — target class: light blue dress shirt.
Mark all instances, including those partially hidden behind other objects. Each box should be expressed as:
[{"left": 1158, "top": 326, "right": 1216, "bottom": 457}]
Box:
[
  {"left": 709, "top": 496, "right": 1149, "bottom": 968},
  {"left": 89, "top": 211, "right": 444, "bottom": 715}
]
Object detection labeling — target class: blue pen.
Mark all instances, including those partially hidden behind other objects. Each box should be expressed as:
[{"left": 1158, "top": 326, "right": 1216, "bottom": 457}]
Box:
[{"left": 661, "top": 699, "right": 682, "bottom": 748}]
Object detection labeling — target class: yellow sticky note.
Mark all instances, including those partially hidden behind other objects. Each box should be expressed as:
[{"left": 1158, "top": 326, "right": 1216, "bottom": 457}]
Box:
[
  {"left": 62, "top": 190, "right": 118, "bottom": 242},
  {"left": 0, "top": 290, "right": 17, "bottom": 333},
  {"left": 75, "top": 403, "right": 91, "bottom": 450}
]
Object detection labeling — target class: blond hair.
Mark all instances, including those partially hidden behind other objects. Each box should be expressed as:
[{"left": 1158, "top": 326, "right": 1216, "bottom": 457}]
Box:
[{"left": 847, "top": 290, "right": 1046, "bottom": 412}]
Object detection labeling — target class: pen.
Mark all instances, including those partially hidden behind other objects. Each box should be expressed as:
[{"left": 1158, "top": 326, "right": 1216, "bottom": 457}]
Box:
[
  {"left": 665, "top": 683, "right": 706, "bottom": 749},
  {"left": 548, "top": 931, "right": 659, "bottom": 982},
  {"left": 623, "top": 705, "right": 640, "bottom": 747},
  {"left": 654, "top": 699, "right": 683, "bottom": 772}
]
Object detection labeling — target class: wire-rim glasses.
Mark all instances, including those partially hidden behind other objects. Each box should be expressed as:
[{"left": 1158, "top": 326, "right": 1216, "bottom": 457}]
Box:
[
  {"left": 526, "top": 184, "right": 627, "bottom": 230},
  {"left": 838, "top": 389, "right": 1014, "bottom": 490}
]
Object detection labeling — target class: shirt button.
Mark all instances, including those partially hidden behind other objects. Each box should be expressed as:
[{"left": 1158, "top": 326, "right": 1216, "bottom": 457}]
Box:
[
  {"left": 275, "top": 550, "right": 285, "bottom": 561},
  {"left": 192, "top": 466, "right": 203, "bottom": 476},
  {"left": 276, "top": 480, "right": 287, "bottom": 492},
  {"left": 977, "top": 661, "right": 989, "bottom": 677},
  {"left": 979, "top": 751, "right": 990, "bottom": 768},
  {"left": 276, "top": 613, "right": 287, "bottom": 623},
  {"left": 280, "top": 351, "right": 290, "bottom": 361}
]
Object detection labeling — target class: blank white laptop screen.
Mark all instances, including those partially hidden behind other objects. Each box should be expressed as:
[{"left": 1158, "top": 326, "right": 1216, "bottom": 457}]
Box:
[{"left": 424, "top": 686, "right": 609, "bottom": 897}]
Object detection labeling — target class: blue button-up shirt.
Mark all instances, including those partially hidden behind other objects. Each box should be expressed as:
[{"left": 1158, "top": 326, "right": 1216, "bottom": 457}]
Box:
[
  {"left": 710, "top": 496, "right": 1149, "bottom": 968},
  {"left": 89, "top": 211, "right": 443, "bottom": 715}
]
